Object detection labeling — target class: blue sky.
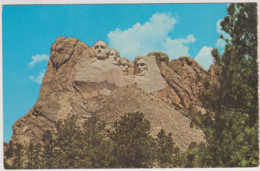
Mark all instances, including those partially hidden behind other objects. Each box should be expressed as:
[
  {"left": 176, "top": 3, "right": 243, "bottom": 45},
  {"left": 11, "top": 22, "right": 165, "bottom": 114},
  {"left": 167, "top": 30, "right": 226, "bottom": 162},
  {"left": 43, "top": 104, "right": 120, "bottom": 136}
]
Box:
[{"left": 3, "top": 4, "right": 228, "bottom": 142}]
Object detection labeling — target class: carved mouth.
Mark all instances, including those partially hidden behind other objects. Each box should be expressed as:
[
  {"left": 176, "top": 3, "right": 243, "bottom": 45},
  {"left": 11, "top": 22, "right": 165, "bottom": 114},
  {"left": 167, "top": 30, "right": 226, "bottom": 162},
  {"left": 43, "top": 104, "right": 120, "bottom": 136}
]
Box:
[
  {"left": 112, "top": 61, "right": 118, "bottom": 65},
  {"left": 139, "top": 69, "right": 146, "bottom": 73},
  {"left": 123, "top": 69, "right": 128, "bottom": 75},
  {"left": 96, "top": 53, "right": 107, "bottom": 59}
]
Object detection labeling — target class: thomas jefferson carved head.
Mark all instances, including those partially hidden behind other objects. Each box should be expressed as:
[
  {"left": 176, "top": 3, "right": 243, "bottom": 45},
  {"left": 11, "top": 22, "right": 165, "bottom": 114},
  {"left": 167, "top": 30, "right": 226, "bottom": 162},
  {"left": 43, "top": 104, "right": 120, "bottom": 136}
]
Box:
[{"left": 108, "top": 49, "right": 120, "bottom": 65}]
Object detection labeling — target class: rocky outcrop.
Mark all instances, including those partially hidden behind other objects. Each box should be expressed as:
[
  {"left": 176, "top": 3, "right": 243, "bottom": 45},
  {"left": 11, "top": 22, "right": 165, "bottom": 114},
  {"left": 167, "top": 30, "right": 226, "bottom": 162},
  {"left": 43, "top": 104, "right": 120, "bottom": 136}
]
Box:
[
  {"left": 148, "top": 52, "right": 208, "bottom": 110},
  {"left": 11, "top": 37, "right": 89, "bottom": 146},
  {"left": 10, "top": 37, "right": 216, "bottom": 151}
]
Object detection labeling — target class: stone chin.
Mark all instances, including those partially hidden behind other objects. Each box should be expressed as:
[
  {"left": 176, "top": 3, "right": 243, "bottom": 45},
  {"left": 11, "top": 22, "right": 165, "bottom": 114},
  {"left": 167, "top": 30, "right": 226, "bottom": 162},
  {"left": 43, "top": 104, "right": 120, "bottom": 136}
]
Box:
[
  {"left": 123, "top": 70, "right": 128, "bottom": 75},
  {"left": 112, "top": 61, "right": 119, "bottom": 65},
  {"left": 96, "top": 54, "right": 108, "bottom": 60},
  {"left": 138, "top": 70, "right": 147, "bottom": 76}
]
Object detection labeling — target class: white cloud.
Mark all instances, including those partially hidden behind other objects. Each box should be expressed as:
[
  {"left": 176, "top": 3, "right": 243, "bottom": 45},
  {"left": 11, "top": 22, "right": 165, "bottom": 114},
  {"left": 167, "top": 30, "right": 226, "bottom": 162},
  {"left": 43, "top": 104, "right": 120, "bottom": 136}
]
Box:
[
  {"left": 107, "top": 13, "right": 195, "bottom": 60},
  {"left": 194, "top": 46, "right": 213, "bottom": 70},
  {"left": 216, "top": 19, "right": 224, "bottom": 35},
  {"left": 195, "top": 19, "right": 233, "bottom": 69},
  {"left": 216, "top": 38, "right": 226, "bottom": 50},
  {"left": 215, "top": 19, "right": 231, "bottom": 54},
  {"left": 162, "top": 34, "right": 196, "bottom": 59},
  {"left": 29, "top": 70, "right": 46, "bottom": 84},
  {"left": 216, "top": 19, "right": 230, "bottom": 39},
  {"left": 28, "top": 54, "right": 49, "bottom": 68}
]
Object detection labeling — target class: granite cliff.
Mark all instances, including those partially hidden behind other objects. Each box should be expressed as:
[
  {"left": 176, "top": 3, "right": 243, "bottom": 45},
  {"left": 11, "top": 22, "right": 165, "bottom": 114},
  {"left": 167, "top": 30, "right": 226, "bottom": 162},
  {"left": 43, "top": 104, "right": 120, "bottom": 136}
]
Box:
[{"left": 10, "top": 37, "right": 217, "bottom": 151}]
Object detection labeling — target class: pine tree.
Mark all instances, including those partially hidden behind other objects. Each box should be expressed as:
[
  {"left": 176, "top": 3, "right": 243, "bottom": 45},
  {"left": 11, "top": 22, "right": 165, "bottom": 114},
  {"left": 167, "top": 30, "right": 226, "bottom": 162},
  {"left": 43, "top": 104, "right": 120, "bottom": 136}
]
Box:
[
  {"left": 156, "top": 129, "right": 180, "bottom": 167},
  {"left": 12, "top": 143, "right": 24, "bottom": 169},
  {"left": 27, "top": 143, "right": 35, "bottom": 168},
  {"left": 196, "top": 3, "right": 258, "bottom": 167},
  {"left": 110, "top": 112, "right": 157, "bottom": 168},
  {"left": 210, "top": 3, "right": 258, "bottom": 123},
  {"left": 52, "top": 115, "right": 83, "bottom": 168},
  {"left": 80, "top": 114, "right": 114, "bottom": 168},
  {"left": 41, "top": 130, "right": 55, "bottom": 168},
  {"left": 4, "top": 141, "right": 14, "bottom": 160},
  {"left": 26, "top": 142, "right": 42, "bottom": 169}
]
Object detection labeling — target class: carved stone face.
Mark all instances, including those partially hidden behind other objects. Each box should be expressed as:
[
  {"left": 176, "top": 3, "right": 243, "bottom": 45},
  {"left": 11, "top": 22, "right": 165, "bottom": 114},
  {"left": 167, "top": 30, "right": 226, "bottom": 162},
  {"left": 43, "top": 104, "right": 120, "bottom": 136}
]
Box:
[
  {"left": 93, "top": 40, "right": 109, "bottom": 59},
  {"left": 119, "top": 58, "right": 129, "bottom": 75},
  {"left": 137, "top": 58, "right": 148, "bottom": 76},
  {"left": 109, "top": 49, "right": 120, "bottom": 65}
]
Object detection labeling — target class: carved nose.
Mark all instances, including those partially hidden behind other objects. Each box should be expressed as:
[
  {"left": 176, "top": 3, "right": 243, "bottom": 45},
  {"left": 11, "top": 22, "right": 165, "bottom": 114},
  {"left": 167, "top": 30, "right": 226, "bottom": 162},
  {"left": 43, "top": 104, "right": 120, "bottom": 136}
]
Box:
[{"left": 98, "top": 50, "right": 101, "bottom": 53}]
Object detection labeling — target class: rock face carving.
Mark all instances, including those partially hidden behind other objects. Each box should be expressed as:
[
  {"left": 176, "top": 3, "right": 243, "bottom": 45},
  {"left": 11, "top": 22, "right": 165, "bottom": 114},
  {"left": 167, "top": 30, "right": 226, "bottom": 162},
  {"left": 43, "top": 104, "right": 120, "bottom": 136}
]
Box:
[
  {"left": 136, "top": 58, "right": 148, "bottom": 76},
  {"left": 92, "top": 40, "right": 109, "bottom": 60},
  {"left": 108, "top": 49, "right": 120, "bottom": 65},
  {"left": 132, "top": 56, "right": 168, "bottom": 96},
  {"left": 9, "top": 37, "right": 218, "bottom": 152},
  {"left": 119, "top": 58, "right": 129, "bottom": 75}
]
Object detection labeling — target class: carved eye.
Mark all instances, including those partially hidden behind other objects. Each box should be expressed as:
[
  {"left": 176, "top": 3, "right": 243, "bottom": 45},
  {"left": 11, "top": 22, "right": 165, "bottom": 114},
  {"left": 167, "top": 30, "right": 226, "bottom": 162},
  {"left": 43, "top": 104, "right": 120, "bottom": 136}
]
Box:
[
  {"left": 110, "top": 53, "right": 115, "bottom": 56},
  {"left": 138, "top": 63, "right": 144, "bottom": 67},
  {"left": 94, "top": 45, "right": 99, "bottom": 49},
  {"left": 101, "top": 45, "right": 105, "bottom": 49}
]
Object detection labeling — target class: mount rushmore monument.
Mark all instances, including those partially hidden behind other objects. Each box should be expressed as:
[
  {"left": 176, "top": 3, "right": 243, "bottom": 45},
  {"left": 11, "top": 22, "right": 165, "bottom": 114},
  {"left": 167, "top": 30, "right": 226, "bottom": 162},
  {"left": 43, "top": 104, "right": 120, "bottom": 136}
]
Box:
[{"left": 10, "top": 37, "right": 218, "bottom": 151}]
